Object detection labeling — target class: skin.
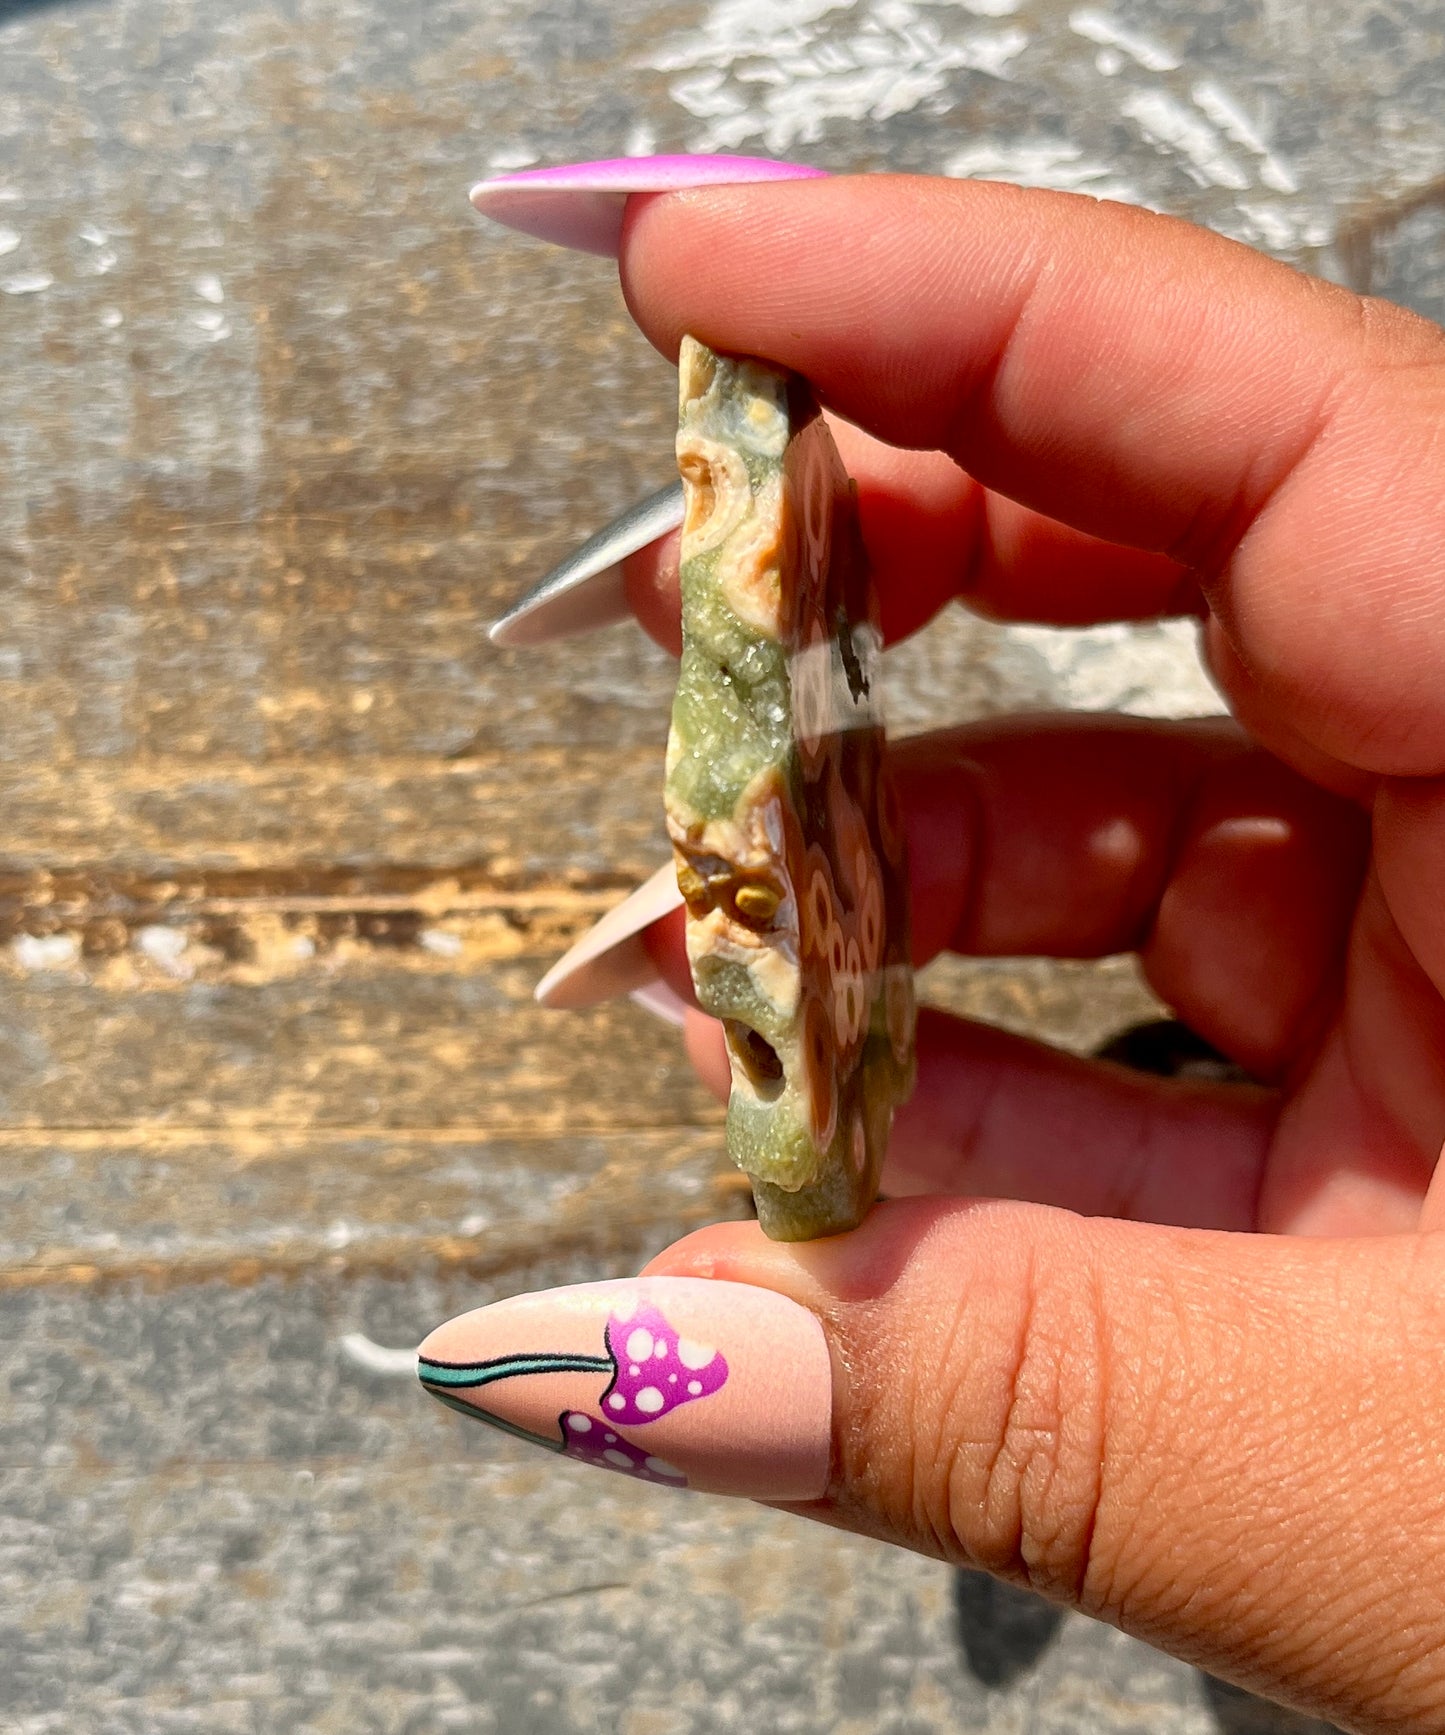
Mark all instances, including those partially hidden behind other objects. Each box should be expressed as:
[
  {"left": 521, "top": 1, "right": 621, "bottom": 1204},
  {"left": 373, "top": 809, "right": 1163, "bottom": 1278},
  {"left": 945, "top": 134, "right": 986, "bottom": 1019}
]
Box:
[{"left": 607, "top": 178, "right": 1445, "bottom": 1732}]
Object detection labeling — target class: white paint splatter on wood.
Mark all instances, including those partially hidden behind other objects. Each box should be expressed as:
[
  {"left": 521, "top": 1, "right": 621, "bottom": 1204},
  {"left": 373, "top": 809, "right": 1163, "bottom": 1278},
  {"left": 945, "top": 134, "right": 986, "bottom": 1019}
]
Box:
[
  {"left": 1, "top": 270, "right": 51, "bottom": 295},
  {"left": 655, "top": 0, "right": 1030, "bottom": 153},
  {"left": 1121, "top": 89, "right": 1250, "bottom": 191},
  {"left": 1069, "top": 7, "right": 1182, "bottom": 72}
]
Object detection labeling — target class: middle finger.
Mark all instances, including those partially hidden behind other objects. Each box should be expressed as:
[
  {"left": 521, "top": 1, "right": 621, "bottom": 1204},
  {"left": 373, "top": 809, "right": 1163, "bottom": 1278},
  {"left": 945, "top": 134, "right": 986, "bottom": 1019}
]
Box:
[{"left": 634, "top": 716, "right": 1368, "bottom": 1082}]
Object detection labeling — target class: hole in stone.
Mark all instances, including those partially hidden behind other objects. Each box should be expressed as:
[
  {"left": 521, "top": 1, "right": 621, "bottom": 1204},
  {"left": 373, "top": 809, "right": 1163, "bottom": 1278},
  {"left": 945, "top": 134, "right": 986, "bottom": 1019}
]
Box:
[{"left": 725, "top": 1020, "right": 785, "bottom": 1101}]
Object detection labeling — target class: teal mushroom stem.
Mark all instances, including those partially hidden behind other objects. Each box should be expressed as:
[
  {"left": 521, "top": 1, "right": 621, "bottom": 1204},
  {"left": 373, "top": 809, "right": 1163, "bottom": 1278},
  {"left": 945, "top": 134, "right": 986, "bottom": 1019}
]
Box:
[{"left": 417, "top": 1350, "right": 611, "bottom": 1453}]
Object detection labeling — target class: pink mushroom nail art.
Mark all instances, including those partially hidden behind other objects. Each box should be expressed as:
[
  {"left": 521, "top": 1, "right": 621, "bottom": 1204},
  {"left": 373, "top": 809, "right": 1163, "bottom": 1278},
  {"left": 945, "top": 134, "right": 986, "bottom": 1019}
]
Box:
[
  {"left": 418, "top": 1292, "right": 728, "bottom": 1487},
  {"left": 416, "top": 1277, "right": 832, "bottom": 1501},
  {"left": 598, "top": 1300, "right": 729, "bottom": 1424},
  {"left": 557, "top": 1415, "right": 687, "bottom": 1486}
]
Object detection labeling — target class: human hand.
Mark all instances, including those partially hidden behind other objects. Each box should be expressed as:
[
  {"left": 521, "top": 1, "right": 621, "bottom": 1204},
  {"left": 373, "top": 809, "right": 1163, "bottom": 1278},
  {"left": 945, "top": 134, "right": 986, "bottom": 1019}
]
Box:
[{"left": 426, "top": 175, "right": 1445, "bottom": 1733}]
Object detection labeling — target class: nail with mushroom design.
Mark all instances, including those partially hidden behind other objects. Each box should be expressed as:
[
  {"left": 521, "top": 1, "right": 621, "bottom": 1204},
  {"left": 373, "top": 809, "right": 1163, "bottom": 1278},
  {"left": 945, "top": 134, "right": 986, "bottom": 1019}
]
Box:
[
  {"left": 416, "top": 1277, "right": 833, "bottom": 1501},
  {"left": 598, "top": 1301, "right": 729, "bottom": 1422}
]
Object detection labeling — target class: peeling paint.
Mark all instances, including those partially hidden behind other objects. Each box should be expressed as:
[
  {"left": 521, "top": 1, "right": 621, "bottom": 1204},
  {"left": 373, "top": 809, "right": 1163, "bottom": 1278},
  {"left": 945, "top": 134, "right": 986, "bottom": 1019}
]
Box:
[
  {"left": 1121, "top": 89, "right": 1250, "bottom": 192},
  {"left": 1, "top": 269, "right": 51, "bottom": 295},
  {"left": 11, "top": 932, "right": 80, "bottom": 970},
  {"left": 944, "top": 137, "right": 1144, "bottom": 205},
  {"left": 1068, "top": 7, "right": 1182, "bottom": 73},
  {"left": 1190, "top": 79, "right": 1299, "bottom": 195},
  {"left": 654, "top": 1, "right": 1030, "bottom": 153},
  {"left": 1007, "top": 620, "right": 1224, "bottom": 720}
]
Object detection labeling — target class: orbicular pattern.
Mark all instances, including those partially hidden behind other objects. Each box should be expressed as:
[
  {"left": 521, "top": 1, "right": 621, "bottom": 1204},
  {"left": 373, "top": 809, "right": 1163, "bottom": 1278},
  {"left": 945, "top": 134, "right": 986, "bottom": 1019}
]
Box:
[{"left": 664, "top": 336, "right": 915, "bottom": 1241}]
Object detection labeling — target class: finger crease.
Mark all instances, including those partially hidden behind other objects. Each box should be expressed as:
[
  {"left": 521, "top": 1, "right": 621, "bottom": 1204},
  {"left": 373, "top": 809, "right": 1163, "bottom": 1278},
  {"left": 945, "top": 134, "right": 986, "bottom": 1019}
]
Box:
[
  {"left": 938, "top": 260, "right": 1051, "bottom": 472},
  {"left": 1167, "top": 364, "right": 1353, "bottom": 581}
]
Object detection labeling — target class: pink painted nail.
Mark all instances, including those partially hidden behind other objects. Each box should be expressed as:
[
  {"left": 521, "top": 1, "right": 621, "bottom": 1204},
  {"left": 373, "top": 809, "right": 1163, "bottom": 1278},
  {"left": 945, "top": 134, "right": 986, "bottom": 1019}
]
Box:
[
  {"left": 469, "top": 154, "right": 829, "bottom": 256},
  {"left": 417, "top": 1277, "right": 832, "bottom": 1499},
  {"left": 534, "top": 862, "right": 683, "bottom": 1010}
]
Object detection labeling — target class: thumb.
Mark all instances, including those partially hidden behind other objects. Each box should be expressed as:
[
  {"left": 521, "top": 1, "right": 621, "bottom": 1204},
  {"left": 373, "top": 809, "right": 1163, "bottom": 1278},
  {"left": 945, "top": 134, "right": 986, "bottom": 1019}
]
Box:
[{"left": 643, "top": 1199, "right": 1445, "bottom": 1735}]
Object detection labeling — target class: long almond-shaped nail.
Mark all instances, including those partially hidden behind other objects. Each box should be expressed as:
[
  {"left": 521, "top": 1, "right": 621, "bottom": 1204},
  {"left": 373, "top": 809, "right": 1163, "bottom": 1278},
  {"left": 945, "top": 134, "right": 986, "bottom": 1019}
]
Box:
[
  {"left": 469, "top": 154, "right": 829, "bottom": 256},
  {"left": 534, "top": 862, "right": 683, "bottom": 1010},
  {"left": 489, "top": 481, "right": 682, "bottom": 648},
  {"left": 417, "top": 1277, "right": 831, "bottom": 1499}
]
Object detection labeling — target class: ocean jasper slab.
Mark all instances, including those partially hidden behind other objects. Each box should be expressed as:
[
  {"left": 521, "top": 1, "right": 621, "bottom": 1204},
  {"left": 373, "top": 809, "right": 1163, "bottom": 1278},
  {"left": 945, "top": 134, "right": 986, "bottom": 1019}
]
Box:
[{"left": 664, "top": 336, "right": 915, "bottom": 1241}]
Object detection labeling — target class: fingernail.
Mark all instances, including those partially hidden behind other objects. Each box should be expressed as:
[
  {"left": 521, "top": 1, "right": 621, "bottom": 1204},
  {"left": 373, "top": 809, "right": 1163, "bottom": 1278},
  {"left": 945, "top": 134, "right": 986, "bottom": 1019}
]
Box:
[
  {"left": 629, "top": 979, "right": 691, "bottom": 1028},
  {"left": 489, "top": 481, "right": 682, "bottom": 648},
  {"left": 534, "top": 863, "right": 683, "bottom": 1011},
  {"left": 469, "top": 154, "right": 829, "bottom": 256},
  {"left": 417, "top": 1276, "right": 832, "bottom": 1499}
]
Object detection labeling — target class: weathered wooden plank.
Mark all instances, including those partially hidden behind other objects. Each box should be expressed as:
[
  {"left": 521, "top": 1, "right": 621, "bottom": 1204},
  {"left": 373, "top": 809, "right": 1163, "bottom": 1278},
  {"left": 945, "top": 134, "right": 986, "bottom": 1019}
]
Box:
[
  {"left": 0, "top": 872, "right": 1158, "bottom": 1125},
  {"left": 0, "top": 750, "right": 667, "bottom": 872},
  {"left": 916, "top": 954, "right": 1164, "bottom": 1060},
  {"left": 0, "top": 590, "right": 681, "bottom": 764},
  {"left": 0, "top": 963, "right": 716, "bottom": 1130},
  {"left": 0, "top": 1128, "right": 745, "bottom": 1289}
]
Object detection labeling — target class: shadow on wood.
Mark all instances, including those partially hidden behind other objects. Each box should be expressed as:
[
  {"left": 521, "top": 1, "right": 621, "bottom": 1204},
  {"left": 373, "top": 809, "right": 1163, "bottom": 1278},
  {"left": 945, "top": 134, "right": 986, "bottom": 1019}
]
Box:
[{"left": 951, "top": 1570, "right": 1064, "bottom": 1690}]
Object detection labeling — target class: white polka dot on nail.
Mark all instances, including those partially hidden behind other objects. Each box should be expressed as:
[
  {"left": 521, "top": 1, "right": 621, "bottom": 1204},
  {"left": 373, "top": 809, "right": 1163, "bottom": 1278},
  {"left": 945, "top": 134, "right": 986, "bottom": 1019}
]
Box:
[
  {"left": 626, "top": 1328, "right": 654, "bottom": 1362},
  {"left": 634, "top": 1387, "right": 665, "bottom": 1415},
  {"left": 567, "top": 1415, "right": 591, "bottom": 1433},
  {"left": 678, "top": 1337, "right": 715, "bottom": 1370},
  {"left": 603, "top": 1449, "right": 633, "bottom": 1468},
  {"left": 687, "top": 1380, "right": 702, "bottom": 1396},
  {"left": 608, "top": 1394, "right": 625, "bottom": 1411}
]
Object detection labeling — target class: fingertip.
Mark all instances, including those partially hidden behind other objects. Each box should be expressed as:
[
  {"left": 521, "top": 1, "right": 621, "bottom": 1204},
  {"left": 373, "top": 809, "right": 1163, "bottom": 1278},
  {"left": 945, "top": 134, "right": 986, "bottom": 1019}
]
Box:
[
  {"left": 635, "top": 1200, "right": 951, "bottom": 1298},
  {"left": 682, "top": 1006, "right": 729, "bottom": 1102},
  {"left": 617, "top": 190, "right": 684, "bottom": 359},
  {"left": 622, "top": 528, "right": 682, "bottom": 656},
  {"left": 639, "top": 1219, "right": 768, "bottom": 1280},
  {"left": 640, "top": 904, "right": 692, "bottom": 996}
]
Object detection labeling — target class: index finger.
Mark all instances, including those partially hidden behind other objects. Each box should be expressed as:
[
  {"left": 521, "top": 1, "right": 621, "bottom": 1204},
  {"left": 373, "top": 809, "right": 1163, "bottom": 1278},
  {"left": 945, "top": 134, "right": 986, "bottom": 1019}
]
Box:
[{"left": 618, "top": 177, "right": 1445, "bottom": 779}]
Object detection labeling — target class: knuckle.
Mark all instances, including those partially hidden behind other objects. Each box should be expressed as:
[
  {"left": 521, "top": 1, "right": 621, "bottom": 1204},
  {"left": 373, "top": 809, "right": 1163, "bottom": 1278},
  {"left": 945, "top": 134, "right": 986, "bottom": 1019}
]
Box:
[{"left": 937, "top": 1252, "right": 1111, "bottom": 1604}]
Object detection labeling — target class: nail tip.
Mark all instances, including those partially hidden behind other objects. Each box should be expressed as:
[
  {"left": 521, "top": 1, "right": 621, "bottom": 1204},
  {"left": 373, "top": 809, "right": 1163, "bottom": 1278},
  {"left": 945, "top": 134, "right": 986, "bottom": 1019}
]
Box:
[
  {"left": 532, "top": 971, "right": 567, "bottom": 1009},
  {"left": 629, "top": 980, "right": 691, "bottom": 1028},
  {"left": 488, "top": 481, "right": 683, "bottom": 648},
  {"left": 533, "top": 950, "right": 581, "bottom": 1007},
  {"left": 467, "top": 157, "right": 829, "bottom": 252},
  {"left": 532, "top": 864, "right": 683, "bottom": 1011},
  {"left": 487, "top": 565, "right": 631, "bottom": 648}
]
